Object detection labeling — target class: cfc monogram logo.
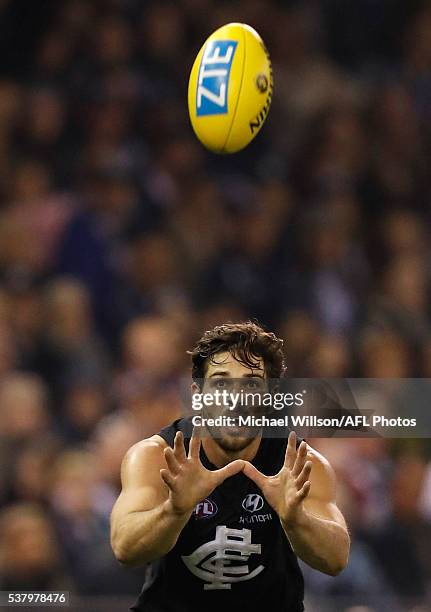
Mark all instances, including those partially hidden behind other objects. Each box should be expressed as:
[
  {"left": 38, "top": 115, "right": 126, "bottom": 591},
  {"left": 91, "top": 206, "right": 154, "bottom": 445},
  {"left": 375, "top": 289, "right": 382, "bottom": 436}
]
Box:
[{"left": 182, "top": 526, "right": 264, "bottom": 590}]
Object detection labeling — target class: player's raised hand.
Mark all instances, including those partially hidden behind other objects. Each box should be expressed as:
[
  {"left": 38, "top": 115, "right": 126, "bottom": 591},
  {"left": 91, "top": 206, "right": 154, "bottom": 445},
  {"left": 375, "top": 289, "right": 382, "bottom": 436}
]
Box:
[
  {"left": 160, "top": 429, "right": 244, "bottom": 516},
  {"left": 243, "top": 431, "right": 312, "bottom": 526}
]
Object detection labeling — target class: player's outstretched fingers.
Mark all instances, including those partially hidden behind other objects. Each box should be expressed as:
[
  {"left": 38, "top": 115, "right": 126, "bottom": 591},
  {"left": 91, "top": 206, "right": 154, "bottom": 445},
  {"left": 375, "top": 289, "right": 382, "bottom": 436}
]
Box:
[
  {"left": 164, "top": 447, "right": 181, "bottom": 474},
  {"left": 297, "top": 480, "right": 311, "bottom": 501},
  {"left": 284, "top": 431, "right": 297, "bottom": 470},
  {"left": 188, "top": 427, "right": 201, "bottom": 460},
  {"left": 243, "top": 461, "right": 267, "bottom": 490},
  {"left": 295, "top": 460, "right": 312, "bottom": 490},
  {"left": 160, "top": 468, "right": 177, "bottom": 491},
  {"left": 173, "top": 431, "right": 187, "bottom": 463},
  {"left": 213, "top": 459, "right": 245, "bottom": 485},
  {"left": 292, "top": 441, "right": 307, "bottom": 477}
]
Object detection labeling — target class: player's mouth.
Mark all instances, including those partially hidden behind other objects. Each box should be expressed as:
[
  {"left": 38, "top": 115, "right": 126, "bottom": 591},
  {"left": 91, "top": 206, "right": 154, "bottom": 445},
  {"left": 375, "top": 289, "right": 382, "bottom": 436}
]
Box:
[{"left": 220, "top": 413, "right": 260, "bottom": 437}]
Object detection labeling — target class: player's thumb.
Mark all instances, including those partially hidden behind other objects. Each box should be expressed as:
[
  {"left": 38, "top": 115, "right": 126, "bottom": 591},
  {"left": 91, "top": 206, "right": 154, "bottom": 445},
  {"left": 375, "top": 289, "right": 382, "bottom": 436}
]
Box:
[
  {"left": 213, "top": 459, "right": 245, "bottom": 483},
  {"left": 243, "top": 461, "right": 267, "bottom": 490}
]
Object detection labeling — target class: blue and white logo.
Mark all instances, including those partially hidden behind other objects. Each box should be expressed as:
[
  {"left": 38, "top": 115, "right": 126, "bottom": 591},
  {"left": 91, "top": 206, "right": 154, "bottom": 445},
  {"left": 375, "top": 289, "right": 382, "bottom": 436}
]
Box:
[{"left": 196, "top": 39, "right": 238, "bottom": 116}]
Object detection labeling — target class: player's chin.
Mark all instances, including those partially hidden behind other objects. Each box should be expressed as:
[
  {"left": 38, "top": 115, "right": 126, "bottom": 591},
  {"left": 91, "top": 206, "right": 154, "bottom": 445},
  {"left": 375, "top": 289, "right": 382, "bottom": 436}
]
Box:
[{"left": 213, "top": 427, "right": 259, "bottom": 452}]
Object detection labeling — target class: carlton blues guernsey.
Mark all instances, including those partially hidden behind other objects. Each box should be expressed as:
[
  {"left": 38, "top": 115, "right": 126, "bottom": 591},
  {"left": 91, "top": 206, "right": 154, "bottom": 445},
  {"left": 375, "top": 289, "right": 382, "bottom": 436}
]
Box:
[{"left": 131, "top": 418, "right": 304, "bottom": 612}]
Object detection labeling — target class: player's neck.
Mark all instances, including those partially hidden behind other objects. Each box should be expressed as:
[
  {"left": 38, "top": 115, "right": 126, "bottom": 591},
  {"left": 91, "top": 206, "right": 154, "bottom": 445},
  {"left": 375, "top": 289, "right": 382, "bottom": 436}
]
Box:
[{"left": 202, "top": 435, "right": 262, "bottom": 467}]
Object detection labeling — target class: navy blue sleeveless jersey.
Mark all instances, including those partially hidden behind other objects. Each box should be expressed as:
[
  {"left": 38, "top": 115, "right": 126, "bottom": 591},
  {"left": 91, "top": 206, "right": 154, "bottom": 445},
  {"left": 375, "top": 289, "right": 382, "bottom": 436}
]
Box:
[{"left": 130, "top": 418, "right": 304, "bottom": 612}]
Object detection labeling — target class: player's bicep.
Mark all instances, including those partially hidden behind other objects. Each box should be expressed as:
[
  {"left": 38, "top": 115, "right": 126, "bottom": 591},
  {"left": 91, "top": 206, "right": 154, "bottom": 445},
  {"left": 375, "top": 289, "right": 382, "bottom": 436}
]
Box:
[
  {"left": 304, "top": 497, "right": 347, "bottom": 528},
  {"left": 303, "top": 446, "right": 347, "bottom": 528}
]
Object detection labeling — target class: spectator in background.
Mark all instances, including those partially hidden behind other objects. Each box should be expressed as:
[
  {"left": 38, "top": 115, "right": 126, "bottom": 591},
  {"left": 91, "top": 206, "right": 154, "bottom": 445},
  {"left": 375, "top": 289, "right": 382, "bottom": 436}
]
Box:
[
  {"left": 63, "top": 382, "right": 110, "bottom": 443},
  {"left": 0, "top": 503, "right": 71, "bottom": 590},
  {"left": 90, "top": 414, "right": 141, "bottom": 494},
  {"left": 114, "top": 316, "right": 183, "bottom": 437},
  {"left": 366, "top": 254, "right": 430, "bottom": 350},
  {"left": 0, "top": 373, "right": 51, "bottom": 445},
  {"left": 361, "top": 454, "right": 431, "bottom": 608},
  {"left": 11, "top": 439, "right": 61, "bottom": 505},
  {"left": 38, "top": 277, "right": 109, "bottom": 398},
  {"left": 0, "top": 373, "right": 57, "bottom": 507},
  {"left": 48, "top": 449, "right": 143, "bottom": 595},
  {"left": 358, "top": 329, "right": 413, "bottom": 378}
]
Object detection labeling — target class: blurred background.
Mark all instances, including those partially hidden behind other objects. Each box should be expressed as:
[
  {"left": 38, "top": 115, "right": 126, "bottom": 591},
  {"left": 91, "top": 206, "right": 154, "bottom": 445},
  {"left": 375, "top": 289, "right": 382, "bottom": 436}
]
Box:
[{"left": 0, "top": 0, "right": 430, "bottom": 610}]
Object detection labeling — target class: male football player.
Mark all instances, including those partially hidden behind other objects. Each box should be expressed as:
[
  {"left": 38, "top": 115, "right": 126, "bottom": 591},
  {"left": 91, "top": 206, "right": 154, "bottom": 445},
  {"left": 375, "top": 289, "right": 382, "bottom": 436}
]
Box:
[{"left": 110, "top": 322, "right": 350, "bottom": 611}]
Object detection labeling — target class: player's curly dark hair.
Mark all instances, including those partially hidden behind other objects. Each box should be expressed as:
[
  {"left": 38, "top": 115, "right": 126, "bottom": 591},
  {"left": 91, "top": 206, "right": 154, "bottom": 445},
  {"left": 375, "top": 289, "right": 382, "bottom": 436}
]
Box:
[{"left": 189, "top": 321, "right": 285, "bottom": 382}]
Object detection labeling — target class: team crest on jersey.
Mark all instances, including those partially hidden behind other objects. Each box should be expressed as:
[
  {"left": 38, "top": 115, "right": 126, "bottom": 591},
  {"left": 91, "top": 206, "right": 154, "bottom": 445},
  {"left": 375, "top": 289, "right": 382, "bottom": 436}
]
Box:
[
  {"left": 182, "top": 525, "right": 264, "bottom": 589},
  {"left": 193, "top": 498, "right": 218, "bottom": 519}
]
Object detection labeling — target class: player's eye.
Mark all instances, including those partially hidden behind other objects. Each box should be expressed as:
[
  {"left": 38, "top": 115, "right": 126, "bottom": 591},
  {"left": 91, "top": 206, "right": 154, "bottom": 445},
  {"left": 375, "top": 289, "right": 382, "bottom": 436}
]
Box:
[
  {"left": 214, "top": 379, "right": 226, "bottom": 388},
  {"left": 246, "top": 379, "right": 260, "bottom": 389}
]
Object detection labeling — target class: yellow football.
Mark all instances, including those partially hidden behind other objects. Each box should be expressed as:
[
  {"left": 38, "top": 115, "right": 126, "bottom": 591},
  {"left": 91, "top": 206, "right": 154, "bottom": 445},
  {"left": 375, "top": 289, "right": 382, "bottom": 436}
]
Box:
[{"left": 188, "top": 23, "right": 273, "bottom": 154}]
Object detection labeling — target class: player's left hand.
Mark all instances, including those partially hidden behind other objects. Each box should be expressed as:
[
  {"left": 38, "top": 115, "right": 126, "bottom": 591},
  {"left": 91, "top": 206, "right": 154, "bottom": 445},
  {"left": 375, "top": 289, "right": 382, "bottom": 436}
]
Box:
[{"left": 243, "top": 431, "right": 312, "bottom": 526}]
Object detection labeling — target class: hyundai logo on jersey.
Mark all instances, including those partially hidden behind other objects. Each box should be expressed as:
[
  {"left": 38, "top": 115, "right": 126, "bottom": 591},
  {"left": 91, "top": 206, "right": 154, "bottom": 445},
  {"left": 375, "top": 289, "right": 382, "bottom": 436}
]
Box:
[{"left": 242, "top": 494, "right": 265, "bottom": 513}]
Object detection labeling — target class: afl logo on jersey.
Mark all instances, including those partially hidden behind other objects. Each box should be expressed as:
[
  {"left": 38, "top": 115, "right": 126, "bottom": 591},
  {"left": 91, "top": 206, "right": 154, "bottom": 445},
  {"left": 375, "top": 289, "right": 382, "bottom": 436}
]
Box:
[
  {"left": 242, "top": 494, "right": 264, "bottom": 513},
  {"left": 193, "top": 498, "right": 218, "bottom": 519}
]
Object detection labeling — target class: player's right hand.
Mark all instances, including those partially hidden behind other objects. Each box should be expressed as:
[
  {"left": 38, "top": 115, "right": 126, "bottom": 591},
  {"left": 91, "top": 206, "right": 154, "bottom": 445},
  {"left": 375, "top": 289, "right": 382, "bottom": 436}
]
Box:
[
  {"left": 160, "top": 429, "right": 244, "bottom": 516},
  {"left": 243, "top": 431, "right": 312, "bottom": 527}
]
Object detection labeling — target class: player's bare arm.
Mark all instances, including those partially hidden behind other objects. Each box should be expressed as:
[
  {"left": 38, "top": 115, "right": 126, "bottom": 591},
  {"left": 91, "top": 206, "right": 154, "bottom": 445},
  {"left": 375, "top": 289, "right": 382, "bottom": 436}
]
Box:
[
  {"left": 110, "top": 429, "right": 244, "bottom": 566},
  {"left": 243, "top": 431, "right": 350, "bottom": 576}
]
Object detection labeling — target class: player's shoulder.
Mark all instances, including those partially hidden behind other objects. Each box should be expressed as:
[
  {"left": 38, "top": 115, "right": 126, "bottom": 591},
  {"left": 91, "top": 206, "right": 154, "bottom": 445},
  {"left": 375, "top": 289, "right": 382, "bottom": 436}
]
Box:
[
  {"left": 122, "top": 435, "right": 169, "bottom": 469},
  {"left": 122, "top": 418, "right": 190, "bottom": 470}
]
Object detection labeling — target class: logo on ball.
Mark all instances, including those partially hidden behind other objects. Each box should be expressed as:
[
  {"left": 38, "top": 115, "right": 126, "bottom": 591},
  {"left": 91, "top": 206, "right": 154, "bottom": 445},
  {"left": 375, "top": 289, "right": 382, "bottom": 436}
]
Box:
[
  {"left": 256, "top": 74, "right": 268, "bottom": 93},
  {"left": 196, "top": 40, "right": 238, "bottom": 116}
]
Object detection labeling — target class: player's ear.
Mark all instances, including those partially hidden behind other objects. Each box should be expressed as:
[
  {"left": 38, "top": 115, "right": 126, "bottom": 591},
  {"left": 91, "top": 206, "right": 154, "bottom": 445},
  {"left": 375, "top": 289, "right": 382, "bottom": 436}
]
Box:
[{"left": 191, "top": 381, "right": 201, "bottom": 394}]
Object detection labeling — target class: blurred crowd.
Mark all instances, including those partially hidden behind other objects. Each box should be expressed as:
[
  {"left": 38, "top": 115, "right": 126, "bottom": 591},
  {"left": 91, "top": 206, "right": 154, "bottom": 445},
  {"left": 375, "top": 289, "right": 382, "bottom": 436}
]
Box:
[{"left": 0, "top": 0, "right": 431, "bottom": 610}]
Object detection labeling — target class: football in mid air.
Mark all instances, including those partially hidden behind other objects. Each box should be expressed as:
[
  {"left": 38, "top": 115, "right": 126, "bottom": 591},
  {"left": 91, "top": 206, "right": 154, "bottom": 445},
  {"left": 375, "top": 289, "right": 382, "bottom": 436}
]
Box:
[{"left": 188, "top": 23, "right": 273, "bottom": 154}]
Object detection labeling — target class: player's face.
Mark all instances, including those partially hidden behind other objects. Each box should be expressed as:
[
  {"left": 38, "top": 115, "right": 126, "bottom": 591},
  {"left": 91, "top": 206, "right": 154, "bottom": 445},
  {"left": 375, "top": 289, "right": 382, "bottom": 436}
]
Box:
[{"left": 200, "top": 351, "right": 267, "bottom": 452}]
